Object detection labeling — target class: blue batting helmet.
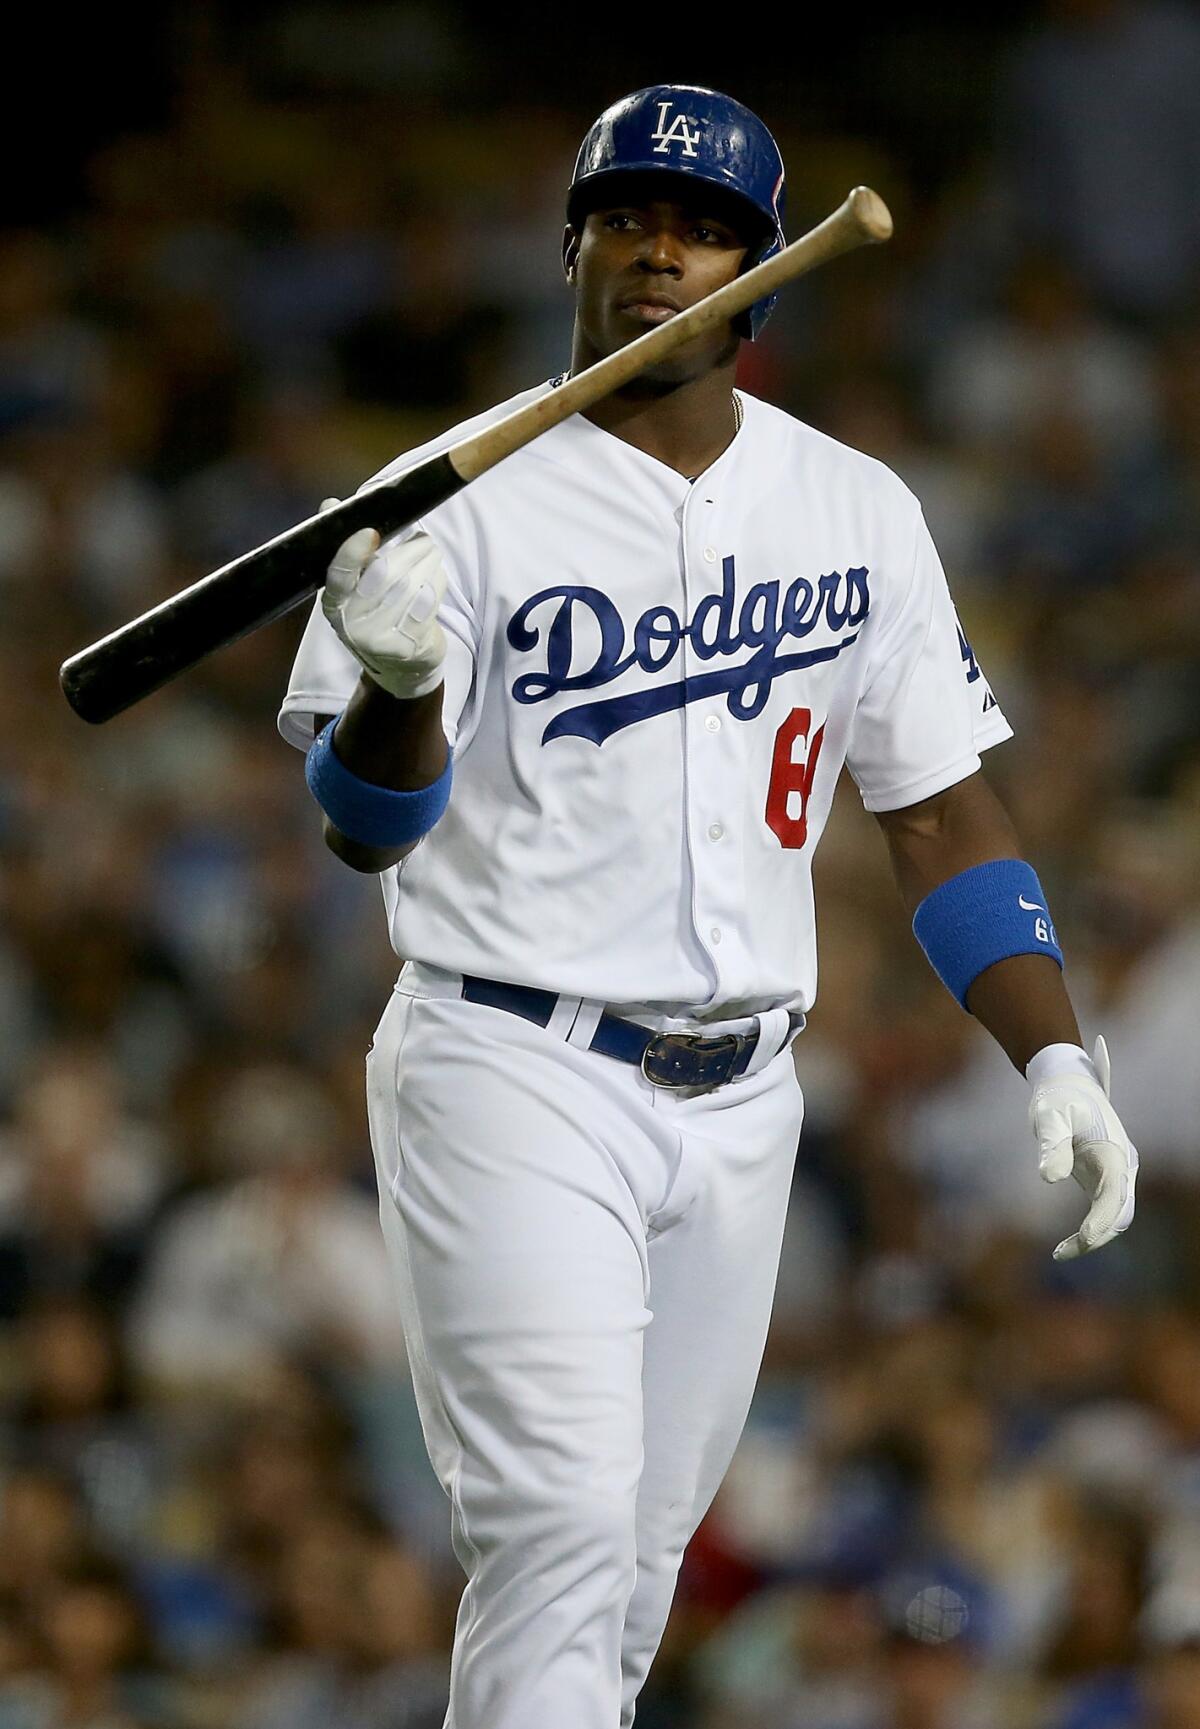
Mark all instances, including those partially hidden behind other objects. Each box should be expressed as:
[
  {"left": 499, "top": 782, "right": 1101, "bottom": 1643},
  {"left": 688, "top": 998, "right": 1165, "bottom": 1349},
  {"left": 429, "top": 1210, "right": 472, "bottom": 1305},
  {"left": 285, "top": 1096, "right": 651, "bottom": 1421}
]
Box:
[{"left": 567, "top": 84, "right": 786, "bottom": 340}]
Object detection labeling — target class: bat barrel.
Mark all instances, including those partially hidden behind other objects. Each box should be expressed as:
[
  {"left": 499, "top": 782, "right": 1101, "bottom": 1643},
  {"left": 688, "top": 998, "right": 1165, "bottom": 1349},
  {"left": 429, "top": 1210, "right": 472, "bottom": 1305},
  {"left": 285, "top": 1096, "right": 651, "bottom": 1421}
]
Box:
[
  {"left": 59, "top": 454, "right": 464, "bottom": 723},
  {"left": 61, "top": 552, "right": 321, "bottom": 724}
]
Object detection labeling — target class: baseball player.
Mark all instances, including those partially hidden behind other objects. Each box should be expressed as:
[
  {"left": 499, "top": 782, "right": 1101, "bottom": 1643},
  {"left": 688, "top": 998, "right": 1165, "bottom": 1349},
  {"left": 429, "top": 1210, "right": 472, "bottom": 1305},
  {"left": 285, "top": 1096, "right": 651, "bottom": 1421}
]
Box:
[{"left": 278, "top": 86, "right": 1138, "bottom": 1729}]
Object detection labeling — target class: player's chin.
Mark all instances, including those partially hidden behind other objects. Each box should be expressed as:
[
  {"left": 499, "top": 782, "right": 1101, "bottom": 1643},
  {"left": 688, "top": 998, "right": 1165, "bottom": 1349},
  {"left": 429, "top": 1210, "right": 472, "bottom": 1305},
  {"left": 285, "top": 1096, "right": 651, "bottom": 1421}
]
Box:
[{"left": 607, "top": 319, "right": 737, "bottom": 383}]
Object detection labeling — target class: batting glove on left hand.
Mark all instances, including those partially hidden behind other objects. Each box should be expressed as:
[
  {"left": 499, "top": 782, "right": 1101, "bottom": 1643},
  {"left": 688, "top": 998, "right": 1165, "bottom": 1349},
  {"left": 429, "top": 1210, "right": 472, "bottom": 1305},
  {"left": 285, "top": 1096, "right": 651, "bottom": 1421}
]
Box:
[
  {"left": 1028, "top": 1036, "right": 1138, "bottom": 1261},
  {"left": 319, "top": 497, "right": 447, "bottom": 702}
]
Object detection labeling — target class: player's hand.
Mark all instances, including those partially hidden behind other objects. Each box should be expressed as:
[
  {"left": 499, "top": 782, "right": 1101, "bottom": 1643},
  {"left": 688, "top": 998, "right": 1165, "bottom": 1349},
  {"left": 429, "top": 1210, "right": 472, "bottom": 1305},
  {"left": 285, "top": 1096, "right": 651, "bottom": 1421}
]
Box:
[
  {"left": 1029, "top": 1036, "right": 1138, "bottom": 1261},
  {"left": 318, "top": 497, "right": 447, "bottom": 701}
]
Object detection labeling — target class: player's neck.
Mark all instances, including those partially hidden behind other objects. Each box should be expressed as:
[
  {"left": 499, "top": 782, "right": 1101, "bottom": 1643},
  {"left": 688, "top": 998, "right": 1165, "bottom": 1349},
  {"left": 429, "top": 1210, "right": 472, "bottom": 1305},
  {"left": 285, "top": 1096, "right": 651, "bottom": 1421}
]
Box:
[{"left": 574, "top": 359, "right": 742, "bottom": 480}]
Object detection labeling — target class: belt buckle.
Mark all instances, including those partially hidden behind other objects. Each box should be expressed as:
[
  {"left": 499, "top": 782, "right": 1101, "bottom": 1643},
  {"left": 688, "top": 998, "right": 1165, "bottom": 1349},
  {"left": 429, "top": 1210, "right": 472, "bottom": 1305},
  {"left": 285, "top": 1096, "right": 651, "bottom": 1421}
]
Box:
[{"left": 640, "top": 1031, "right": 742, "bottom": 1092}]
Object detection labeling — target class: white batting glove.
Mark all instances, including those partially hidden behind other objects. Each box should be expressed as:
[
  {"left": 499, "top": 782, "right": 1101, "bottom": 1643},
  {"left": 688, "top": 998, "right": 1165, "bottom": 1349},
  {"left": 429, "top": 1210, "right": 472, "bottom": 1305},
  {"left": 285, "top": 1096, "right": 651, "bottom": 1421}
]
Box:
[
  {"left": 1028, "top": 1037, "right": 1138, "bottom": 1261},
  {"left": 318, "top": 498, "right": 447, "bottom": 701}
]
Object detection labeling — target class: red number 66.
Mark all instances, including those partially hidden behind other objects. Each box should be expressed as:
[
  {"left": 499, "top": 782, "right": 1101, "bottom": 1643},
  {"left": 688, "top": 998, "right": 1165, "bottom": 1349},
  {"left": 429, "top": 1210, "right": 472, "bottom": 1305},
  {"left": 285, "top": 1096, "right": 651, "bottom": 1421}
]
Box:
[{"left": 764, "top": 707, "right": 825, "bottom": 850}]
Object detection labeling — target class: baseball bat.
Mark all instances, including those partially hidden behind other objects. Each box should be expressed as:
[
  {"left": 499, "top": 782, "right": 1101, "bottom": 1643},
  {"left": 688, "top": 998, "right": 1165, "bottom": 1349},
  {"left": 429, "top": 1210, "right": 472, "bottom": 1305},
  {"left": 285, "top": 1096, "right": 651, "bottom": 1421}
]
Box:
[{"left": 60, "top": 186, "right": 892, "bottom": 723}]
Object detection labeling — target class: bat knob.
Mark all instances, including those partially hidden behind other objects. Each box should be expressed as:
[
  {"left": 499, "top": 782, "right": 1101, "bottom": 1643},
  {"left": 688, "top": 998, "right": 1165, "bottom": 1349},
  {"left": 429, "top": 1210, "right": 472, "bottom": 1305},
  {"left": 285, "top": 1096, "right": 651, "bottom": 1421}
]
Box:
[{"left": 848, "top": 186, "right": 894, "bottom": 243}]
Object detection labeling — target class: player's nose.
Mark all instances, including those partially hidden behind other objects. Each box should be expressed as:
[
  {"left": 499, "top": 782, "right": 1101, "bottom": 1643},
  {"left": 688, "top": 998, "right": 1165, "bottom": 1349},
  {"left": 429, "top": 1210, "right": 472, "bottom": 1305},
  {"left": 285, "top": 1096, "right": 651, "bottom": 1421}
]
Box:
[{"left": 634, "top": 227, "right": 685, "bottom": 274}]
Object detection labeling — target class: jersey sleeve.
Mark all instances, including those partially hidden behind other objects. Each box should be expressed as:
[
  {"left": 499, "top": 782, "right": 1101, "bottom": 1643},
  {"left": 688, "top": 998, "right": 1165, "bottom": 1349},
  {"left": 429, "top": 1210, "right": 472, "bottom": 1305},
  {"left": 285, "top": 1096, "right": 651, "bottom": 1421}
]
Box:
[
  {"left": 277, "top": 522, "right": 480, "bottom": 753},
  {"left": 845, "top": 506, "right": 1013, "bottom": 813}
]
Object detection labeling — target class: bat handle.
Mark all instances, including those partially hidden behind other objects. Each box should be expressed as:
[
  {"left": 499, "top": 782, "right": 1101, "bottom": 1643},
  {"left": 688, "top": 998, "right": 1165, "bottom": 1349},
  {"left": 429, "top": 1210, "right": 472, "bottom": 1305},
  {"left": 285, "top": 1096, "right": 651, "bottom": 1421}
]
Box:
[{"left": 847, "top": 186, "right": 893, "bottom": 243}]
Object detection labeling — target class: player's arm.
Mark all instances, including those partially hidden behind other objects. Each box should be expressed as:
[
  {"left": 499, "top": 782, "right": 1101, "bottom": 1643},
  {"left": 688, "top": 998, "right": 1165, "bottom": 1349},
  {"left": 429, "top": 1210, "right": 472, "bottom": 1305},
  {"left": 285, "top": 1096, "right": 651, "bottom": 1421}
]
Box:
[
  {"left": 305, "top": 506, "right": 454, "bottom": 875},
  {"left": 874, "top": 769, "right": 1138, "bottom": 1260},
  {"left": 313, "top": 679, "right": 448, "bottom": 872},
  {"left": 873, "top": 769, "right": 1078, "bottom": 1069}
]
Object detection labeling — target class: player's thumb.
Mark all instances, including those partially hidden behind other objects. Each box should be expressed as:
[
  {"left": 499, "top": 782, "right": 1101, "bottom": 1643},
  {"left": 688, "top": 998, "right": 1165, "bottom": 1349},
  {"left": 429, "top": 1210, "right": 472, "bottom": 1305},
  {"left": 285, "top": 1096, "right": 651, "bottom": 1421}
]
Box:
[
  {"left": 319, "top": 496, "right": 381, "bottom": 592},
  {"left": 326, "top": 527, "right": 382, "bottom": 599}
]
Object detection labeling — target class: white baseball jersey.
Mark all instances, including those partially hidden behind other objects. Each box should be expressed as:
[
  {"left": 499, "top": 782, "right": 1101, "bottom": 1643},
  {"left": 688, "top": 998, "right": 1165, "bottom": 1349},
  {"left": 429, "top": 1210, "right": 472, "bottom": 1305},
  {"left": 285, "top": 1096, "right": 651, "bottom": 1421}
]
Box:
[{"left": 280, "top": 382, "right": 1011, "bottom": 1017}]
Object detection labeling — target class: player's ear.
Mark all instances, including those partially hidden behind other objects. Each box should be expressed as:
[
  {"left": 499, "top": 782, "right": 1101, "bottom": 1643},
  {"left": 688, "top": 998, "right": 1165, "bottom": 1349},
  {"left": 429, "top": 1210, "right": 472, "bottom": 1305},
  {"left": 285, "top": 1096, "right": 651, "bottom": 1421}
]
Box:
[{"left": 562, "top": 224, "right": 580, "bottom": 285}]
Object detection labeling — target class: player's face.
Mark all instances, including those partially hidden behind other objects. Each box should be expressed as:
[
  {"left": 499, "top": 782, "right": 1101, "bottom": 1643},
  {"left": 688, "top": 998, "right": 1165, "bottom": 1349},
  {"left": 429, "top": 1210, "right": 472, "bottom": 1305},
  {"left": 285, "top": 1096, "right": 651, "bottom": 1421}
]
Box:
[{"left": 565, "top": 183, "right": 751, "bottom": 386}]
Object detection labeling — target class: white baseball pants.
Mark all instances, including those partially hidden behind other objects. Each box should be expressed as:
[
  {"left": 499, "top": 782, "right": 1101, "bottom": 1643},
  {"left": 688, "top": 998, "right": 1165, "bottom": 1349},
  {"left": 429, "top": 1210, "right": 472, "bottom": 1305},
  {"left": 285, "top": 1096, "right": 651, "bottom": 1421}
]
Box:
[{"left": 365, "top": 965, "right": 804, "bottom": 1729}]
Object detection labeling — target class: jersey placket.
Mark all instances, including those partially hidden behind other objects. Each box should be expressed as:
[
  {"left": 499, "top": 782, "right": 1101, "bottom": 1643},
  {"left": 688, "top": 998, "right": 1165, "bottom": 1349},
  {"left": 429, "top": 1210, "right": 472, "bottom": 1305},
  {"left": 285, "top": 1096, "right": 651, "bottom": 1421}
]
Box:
[{"left": 677, "top": 480, "right": 745, "bottom": 1009}]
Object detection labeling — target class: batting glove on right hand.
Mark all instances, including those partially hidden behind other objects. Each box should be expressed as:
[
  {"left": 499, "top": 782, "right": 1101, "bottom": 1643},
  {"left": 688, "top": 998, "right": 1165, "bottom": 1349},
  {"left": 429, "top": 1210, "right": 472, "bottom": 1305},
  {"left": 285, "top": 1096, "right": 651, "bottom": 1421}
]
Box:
[
  {"left": 319, "top": 497, "right": 447, "bottom": 701},
  {"left": 1028, "top": 1036, "right": 1138, "bottom": 1261}
]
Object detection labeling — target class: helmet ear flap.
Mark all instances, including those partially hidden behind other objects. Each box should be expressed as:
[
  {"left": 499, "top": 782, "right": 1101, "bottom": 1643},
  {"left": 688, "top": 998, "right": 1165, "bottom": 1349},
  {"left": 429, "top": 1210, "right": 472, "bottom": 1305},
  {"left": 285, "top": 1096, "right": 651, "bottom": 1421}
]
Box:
[{"left": 733, "top": 229, "right": 783, "bottom": 342}]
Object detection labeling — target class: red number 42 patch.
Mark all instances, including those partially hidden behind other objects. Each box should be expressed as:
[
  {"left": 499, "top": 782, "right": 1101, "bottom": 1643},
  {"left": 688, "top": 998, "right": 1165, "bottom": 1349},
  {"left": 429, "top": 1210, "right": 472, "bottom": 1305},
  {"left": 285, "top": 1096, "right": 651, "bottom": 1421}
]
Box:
[{"left": 765, "top": 707, "right": 825, "bottom": 849}]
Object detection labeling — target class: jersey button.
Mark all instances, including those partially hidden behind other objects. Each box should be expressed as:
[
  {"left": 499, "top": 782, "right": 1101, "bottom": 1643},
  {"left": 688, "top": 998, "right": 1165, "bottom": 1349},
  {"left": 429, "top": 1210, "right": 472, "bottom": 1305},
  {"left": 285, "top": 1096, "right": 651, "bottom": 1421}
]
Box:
[
  {"left": 704, "top": 715, "right": 721, "bottom": 733},
  {"left": 708, "top": 823, "right": 724, "bottom": 841},
  {"left": 702, "top": 545, "right": 718, "bottom": 563},
  {"left": 710, "top": 927, "right": 723, "bottom": 944}
]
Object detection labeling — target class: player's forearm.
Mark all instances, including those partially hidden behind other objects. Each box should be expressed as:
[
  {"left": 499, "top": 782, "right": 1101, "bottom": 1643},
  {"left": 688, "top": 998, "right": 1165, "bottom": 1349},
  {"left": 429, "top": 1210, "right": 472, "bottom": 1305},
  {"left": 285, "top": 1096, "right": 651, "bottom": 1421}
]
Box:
[
  {"left": 332, "top": 674, "right": 449, "bottom": 790},
  {"left": 876, "top": 771, "right": 1081, "bottom": 1070},
  {"left": 315, "top": 676, "right": 449, "bottom": 873},
  {"left": 963, "top": 953, "right": 1081, "bottom": 1071}
]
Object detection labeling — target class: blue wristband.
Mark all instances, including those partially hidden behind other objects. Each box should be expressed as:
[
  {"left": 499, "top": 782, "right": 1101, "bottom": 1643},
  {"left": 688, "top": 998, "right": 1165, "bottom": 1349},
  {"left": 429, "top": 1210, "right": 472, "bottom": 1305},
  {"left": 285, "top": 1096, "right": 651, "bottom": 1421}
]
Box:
[
  {"left": 912, "top": 859, "right": 1063, "bottom": 1009},
  {"left": 305, "top": 717, "right": 452, "bottom": 849}
]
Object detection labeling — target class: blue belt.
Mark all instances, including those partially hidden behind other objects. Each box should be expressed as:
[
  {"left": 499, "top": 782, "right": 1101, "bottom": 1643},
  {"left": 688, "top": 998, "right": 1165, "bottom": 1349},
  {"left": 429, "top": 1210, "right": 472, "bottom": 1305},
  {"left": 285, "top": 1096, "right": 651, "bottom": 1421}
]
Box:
[{"left": 461, "top": 975, "right": 798, "bottom": 1092}]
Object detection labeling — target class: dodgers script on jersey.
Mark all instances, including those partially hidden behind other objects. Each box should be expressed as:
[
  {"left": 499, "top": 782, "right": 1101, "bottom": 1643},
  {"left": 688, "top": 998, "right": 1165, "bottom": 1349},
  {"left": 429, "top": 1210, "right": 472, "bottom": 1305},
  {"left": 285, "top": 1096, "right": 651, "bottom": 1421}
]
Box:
[{"left": 280, "top": 382, "right": 1011, "bottom": 1017}]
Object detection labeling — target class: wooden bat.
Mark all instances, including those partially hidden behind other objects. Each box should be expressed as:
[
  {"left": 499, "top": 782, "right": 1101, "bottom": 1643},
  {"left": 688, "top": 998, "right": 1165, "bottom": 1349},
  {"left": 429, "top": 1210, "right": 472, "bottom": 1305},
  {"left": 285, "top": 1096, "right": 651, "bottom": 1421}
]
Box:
[{"left": 59, "top": 186, "right": 892, "bottom": 723}]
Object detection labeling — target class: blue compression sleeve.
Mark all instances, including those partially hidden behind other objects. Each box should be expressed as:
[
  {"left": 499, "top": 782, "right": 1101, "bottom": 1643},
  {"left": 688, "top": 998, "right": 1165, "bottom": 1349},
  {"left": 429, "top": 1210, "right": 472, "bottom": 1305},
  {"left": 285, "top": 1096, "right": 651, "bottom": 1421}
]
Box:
[{"left": 912, "top": 859, "right": 1064, "bottom": 1009}]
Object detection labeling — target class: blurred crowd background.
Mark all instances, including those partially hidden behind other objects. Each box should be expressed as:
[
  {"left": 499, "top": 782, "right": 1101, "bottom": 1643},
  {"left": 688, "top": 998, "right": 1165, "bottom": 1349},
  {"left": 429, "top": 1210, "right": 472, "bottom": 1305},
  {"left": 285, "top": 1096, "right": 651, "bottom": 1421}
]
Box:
[{"left": 3, "top": 1, "right": 1200, "bottom": 1724}]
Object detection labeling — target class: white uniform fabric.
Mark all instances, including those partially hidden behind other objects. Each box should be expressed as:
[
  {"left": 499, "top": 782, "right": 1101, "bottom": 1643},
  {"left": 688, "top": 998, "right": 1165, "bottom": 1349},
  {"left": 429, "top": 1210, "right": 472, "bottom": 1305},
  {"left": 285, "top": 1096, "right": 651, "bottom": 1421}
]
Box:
[
  {"left": 280, "top": 383, "right": 1010, "bottom": 1022},
  {"left": 366, "top": 972, "right": 804, "bottom": 1729},
  {"left": 279, "top": 383, "right": 1012, "bottom": 1729}
]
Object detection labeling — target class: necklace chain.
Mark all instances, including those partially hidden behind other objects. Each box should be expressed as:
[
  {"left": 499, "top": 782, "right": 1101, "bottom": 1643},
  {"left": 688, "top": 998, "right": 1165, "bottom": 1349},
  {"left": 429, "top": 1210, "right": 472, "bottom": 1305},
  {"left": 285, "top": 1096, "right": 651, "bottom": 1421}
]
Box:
[
  {"left": 552, "top": 371, "right": 742, "bottom": 431},
  {"left": 551, "top": 373, "right": 742, "bottom": 475}
]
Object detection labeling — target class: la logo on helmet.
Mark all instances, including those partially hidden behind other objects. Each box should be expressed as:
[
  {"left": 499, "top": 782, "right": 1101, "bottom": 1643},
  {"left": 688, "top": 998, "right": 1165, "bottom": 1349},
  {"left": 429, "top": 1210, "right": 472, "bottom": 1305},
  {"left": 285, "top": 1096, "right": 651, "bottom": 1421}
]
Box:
[{"left": 651, "top": 102, "right": 701, "bottom": 158}]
